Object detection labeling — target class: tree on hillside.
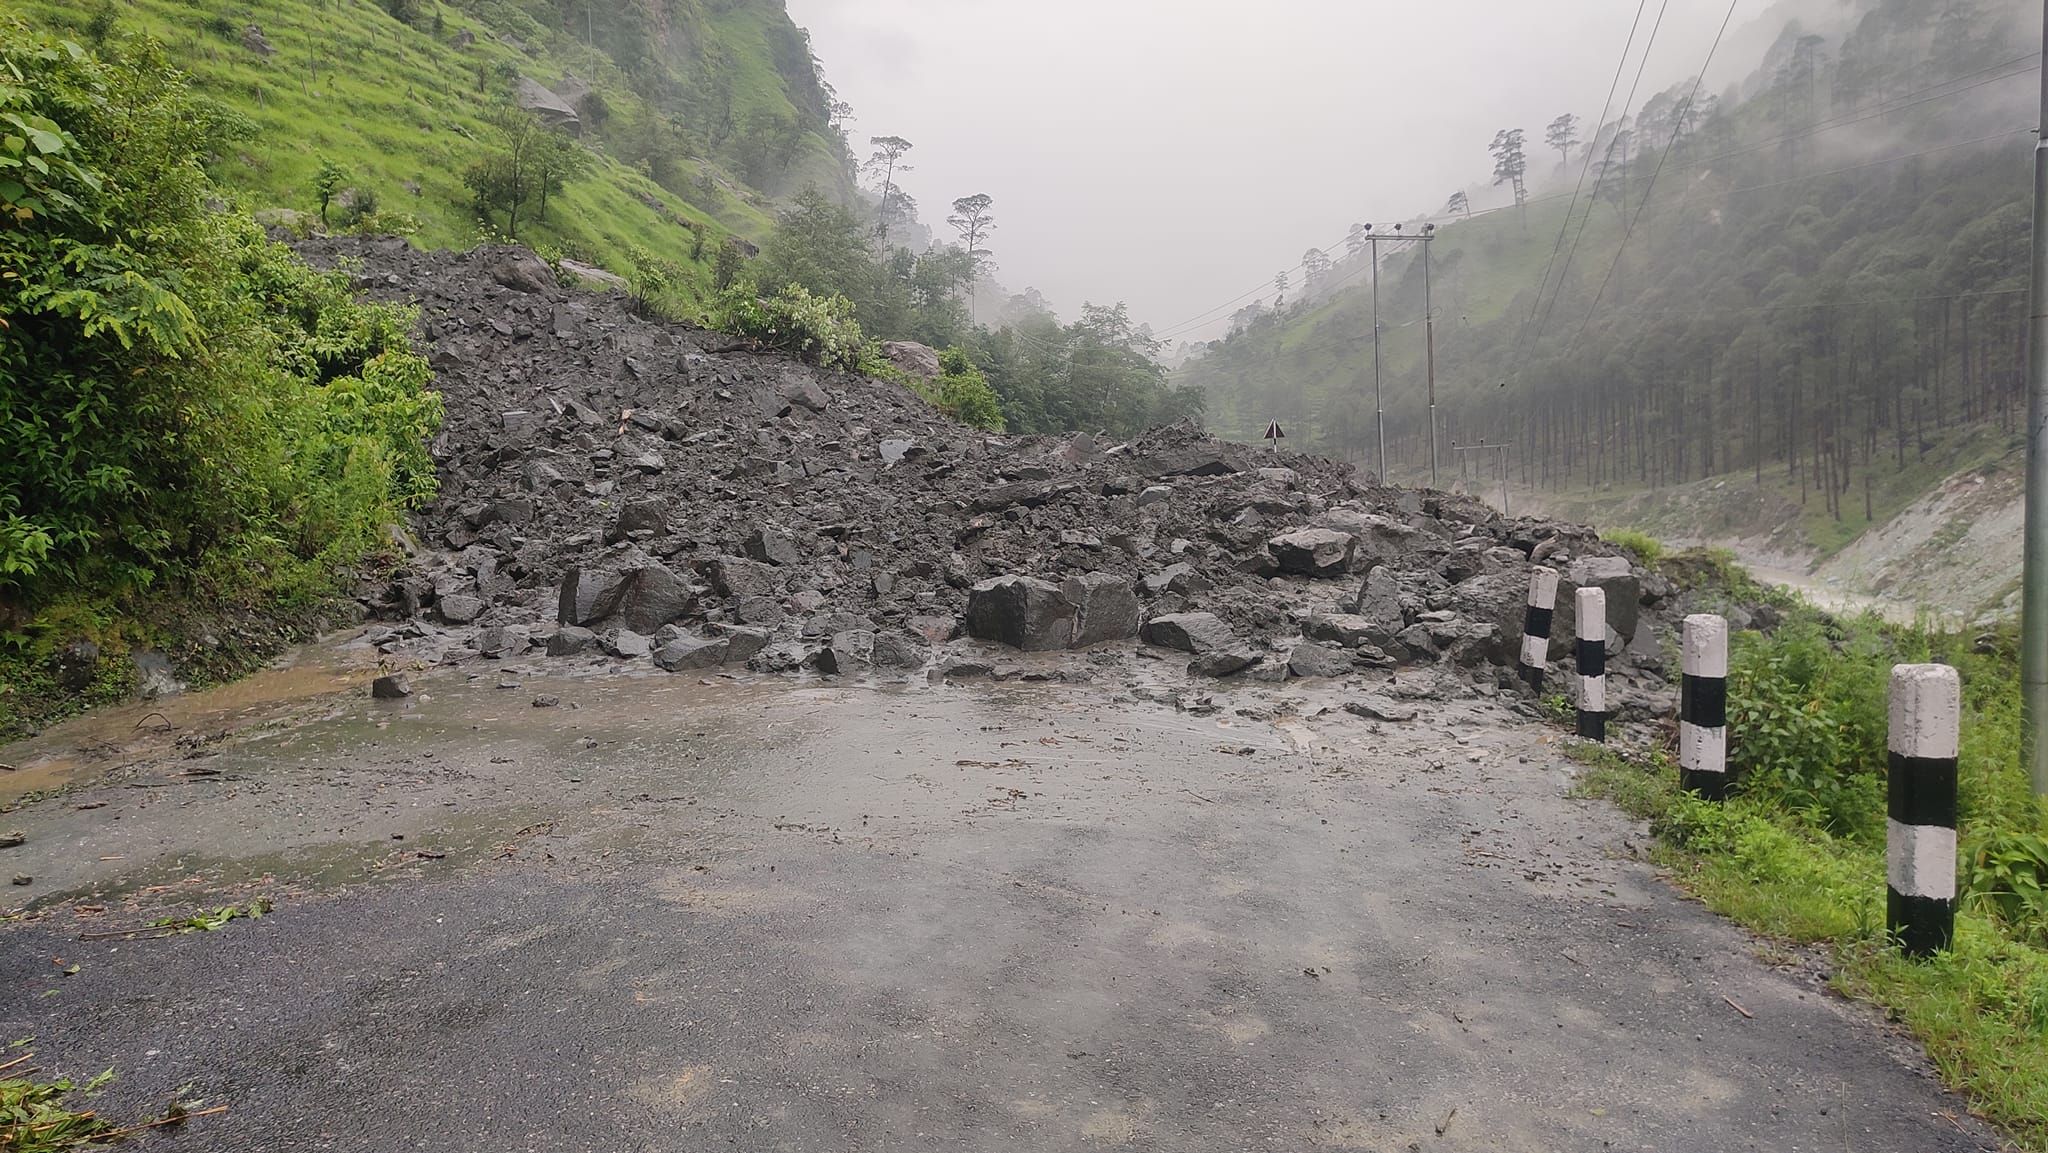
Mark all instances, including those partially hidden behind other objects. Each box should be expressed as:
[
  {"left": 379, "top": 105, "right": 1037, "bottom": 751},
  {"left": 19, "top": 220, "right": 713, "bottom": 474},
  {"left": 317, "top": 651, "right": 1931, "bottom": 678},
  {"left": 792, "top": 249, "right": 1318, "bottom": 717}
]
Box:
[
  {"left": 314, "top": 158, "right": 348, "bottom": 226},
  {"left": 463, "top": 106, "right": 549, "bottom": 237},
  {"left": 948, "top": 193, "right": 996, "bottom": 304},
  {"left": 759, "top": 186, "right": 873, "bottom": 304},
  {"left": 1273, "top": 269, "right": 1291, "bottom": 300},
  {"left": 1445, "top": 191, "right": 1470, "bottom": 220},
  {"left": 1346, "top": 223, "right": 1369, "bottom": 260},
  {"left": 1303, "top": 248, "right": 1334, "bottom": 286},
  {"left": 1490, "top": 128, "right": 1528, "bottom": 227},
  {"left": 866, "top": 135, "right": 914, "bottom": 250},
  {"left": 532, "top": 132, "right": 591, "bottom": 224},
  {"left": 1544, "top": 114, "right": 1580, "bottom": 172}
]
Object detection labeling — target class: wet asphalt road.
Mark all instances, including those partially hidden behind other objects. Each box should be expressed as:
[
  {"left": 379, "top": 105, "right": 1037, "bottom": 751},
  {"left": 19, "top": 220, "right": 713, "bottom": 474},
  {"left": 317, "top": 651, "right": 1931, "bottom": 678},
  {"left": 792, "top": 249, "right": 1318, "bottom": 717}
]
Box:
[{"left": 0, "top": 668, "right": 2003, "bottom": 1151}]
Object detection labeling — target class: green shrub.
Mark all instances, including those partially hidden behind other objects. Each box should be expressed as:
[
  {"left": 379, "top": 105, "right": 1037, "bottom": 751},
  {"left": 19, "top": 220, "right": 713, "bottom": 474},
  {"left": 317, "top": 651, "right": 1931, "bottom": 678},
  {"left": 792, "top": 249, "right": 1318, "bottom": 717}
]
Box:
[
  {"left": 932, "top": 347, "right": 1004, "bottom": 432},
  {"left": 710, "top": 282, "right": 869, "bottom": 372},
  {"left": 1602, "top": 528, "right": 1665, "bottom": 564},
  {"left": 1725, "top": 616, "right": 1891, "bottom": 838},
  {"left": 0, "top": 24, "right": 441, "bottom": 610}
]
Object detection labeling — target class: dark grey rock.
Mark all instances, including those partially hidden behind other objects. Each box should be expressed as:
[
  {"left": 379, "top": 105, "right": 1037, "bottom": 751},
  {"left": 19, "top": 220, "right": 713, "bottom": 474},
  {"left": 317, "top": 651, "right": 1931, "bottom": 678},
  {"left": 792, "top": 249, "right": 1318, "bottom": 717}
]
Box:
[
  {"left": 653, "top": 634, "right": 729, "bottom": 671},
  {"left": 547, "top": 626, "right": 597, "bottom": 657},
  {"left": 871, "top": 632, "right": 930, "bottom": 669},
  {"left": 55, "top": 641, "right": 101, "bottom": 693},
  {"left": 965, "top": 576, "right": 1075, "bottom": 652},
  {"left": 371, "top": 673, "right": 414, "bottom": 699},
  {"left": 1351, "top": 565, "right": 1405, "bottom": 632},
  {"left": 602, "top": 629, "right": 652, "bottom": 659},
  {"left": 436, "top": 594, "right": 485, "bottom": 625},
  {"left": 709, "top": 625, "right": 771, "bottom": 665},
  {"left": 606, "top": 498, "right": 670, "bottom": 544},
  {"left": 703, "top": 556, "right": 779, "bottom": 600},
  {"left": 1142, "top": 612, "right": 1236, "bottom": 654},
  {"left": 745, "top": 527, "right": 802, "bottom": 567},
  {"left": 1062, "top": 573, "right": 1142, "bottom": 648},
  {"left": 1287, "top": 644, "right": 1353, "bottom": 679},
  {"left": 1189, "top": 650, "right": 1260, "bottom": 678},
  {"left": 1345, "top": 697, "right": 1419, "bottom": 722}
]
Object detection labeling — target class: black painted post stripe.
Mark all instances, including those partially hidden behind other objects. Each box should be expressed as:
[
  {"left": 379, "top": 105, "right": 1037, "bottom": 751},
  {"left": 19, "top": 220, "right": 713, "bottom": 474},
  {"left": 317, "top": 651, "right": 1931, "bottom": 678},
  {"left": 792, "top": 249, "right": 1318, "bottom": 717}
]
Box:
[
  {"left": 1524, "top": 606, "right": 1553, "bottom": 640},
  {"left": 1887, "top": 891, "right": 1956, "bottom": 957},
  {"left": 1576, "top": 638, "right": 1605, "bottom": 677},
  {"left": 1680, "top": 674, "right": 1727, "bottom": 729},
  {"left": 1887, "top": 752, "right": 1960, "bottom": 828}
]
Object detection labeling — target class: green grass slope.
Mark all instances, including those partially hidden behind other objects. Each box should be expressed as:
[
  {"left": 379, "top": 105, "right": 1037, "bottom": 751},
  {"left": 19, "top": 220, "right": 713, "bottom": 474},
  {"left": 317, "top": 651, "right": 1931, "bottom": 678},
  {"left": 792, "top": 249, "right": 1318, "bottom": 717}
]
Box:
[{"left": 18, "top": 0, "right": 848, "bottom": 297}]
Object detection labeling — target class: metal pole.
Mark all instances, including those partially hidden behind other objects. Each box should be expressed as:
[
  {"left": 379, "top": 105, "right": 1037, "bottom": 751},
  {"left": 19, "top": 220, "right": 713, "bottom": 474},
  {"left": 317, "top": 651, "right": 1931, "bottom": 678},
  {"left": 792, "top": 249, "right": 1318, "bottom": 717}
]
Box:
[
  {"left": 2027, "top": 0, "right": 2048, "bottom": 795},
  {"left": 1500, "top": 445, "right": 1510, "bottom": 517},
  {"left": 1425, "top": 234, "right": 1438, "bottom": 489},
  {"left": 1370, "top": 233, "right": 1385, "bottom": 484}
]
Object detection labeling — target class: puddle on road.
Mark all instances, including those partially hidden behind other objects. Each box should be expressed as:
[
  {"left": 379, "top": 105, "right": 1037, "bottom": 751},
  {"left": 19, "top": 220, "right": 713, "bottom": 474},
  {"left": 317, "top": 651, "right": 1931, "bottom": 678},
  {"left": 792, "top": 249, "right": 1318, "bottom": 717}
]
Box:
[{"left": 0, "top": 632, "right": 381, "bottom": 804}]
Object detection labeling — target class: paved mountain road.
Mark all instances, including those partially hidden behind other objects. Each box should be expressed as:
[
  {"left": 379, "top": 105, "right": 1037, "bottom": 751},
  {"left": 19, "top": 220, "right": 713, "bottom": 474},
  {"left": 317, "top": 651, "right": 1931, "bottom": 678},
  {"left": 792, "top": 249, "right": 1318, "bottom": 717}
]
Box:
[{"left": 0, "top": 669, "right": 2000, "bottom": 1151}]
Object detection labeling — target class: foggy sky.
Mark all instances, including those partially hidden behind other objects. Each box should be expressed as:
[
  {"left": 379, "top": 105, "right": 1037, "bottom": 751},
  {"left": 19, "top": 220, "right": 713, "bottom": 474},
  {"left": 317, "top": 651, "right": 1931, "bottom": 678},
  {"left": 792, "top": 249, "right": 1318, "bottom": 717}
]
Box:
[{"left": 786, "top": 0, "right": 1773, "bottom": 340}]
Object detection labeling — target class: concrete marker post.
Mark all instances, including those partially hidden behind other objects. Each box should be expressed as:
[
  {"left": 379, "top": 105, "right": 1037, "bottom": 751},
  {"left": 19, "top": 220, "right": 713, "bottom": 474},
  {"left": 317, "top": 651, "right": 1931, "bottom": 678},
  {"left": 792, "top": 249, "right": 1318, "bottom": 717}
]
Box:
[
  {"left": 1679, "top": 614, "right": 1729, "bottom": 801},
  {"left": 1888, "top": 663, "right": 1961, "bottom": 958},
  {"left": 1576, "top": 587, "right": 1608, "bottom": 741},
  {"left": 1519, "top": 566, "right": 1560, "bottom": 691}
]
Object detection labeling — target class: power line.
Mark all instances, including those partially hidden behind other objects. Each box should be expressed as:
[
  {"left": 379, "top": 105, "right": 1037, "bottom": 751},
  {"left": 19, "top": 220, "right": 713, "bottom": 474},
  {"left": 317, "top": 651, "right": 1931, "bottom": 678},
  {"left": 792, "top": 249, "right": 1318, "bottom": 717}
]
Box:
[
  {"left": 1156, "top": 50, "right": 2039, "bottom": 348},
  {"left": 1507, "top": 0, "right": 1650, "bottom": 380},
  {"left": 1565, "top": 0, "right": 1741, "bottom": 359}
]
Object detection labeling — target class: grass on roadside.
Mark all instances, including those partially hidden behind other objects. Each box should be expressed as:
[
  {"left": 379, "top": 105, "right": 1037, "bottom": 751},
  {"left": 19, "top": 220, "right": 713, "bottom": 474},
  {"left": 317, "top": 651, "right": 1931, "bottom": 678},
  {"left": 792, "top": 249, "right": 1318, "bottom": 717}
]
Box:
[{"left": 1572, "top": 734, "right": 2048, "bottom": 1145}]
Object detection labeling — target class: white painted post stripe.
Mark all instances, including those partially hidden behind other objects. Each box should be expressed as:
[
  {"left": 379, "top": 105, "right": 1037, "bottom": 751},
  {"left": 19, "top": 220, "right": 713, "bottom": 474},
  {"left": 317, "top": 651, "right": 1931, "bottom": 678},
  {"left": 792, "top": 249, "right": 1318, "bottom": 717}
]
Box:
[
  {"left": 1682, "top": 614, "right": 1728, "bottom": 678},
  {"left": 1528, "top": 566, "right": 1560, "bottom": 610},
  {"left": 1580, "top": 675, "right": 1607, "bottom": 713},
  {"left": 1520, "top": 634, "right": 1547, "bottom": 668},
  {"left": 1886, "top": 820, "right": 1958, "bottom": 900},
  {"left": 1888, "top": 664, "right": 1962, "bottom": 760},
  {"left": 1679, "top": 722, "right": 1727, "bottom": 773},
  {"left": 1575, "top": 587, "right": 1606, "bottom": 643}
]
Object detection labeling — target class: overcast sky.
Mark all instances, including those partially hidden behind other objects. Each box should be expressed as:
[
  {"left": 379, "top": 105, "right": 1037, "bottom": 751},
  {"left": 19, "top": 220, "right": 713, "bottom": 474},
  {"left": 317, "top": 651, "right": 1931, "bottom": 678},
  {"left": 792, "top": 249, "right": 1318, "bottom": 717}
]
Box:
[{"left": 785, "top": 0, "right": 1776, "bottom": 340}]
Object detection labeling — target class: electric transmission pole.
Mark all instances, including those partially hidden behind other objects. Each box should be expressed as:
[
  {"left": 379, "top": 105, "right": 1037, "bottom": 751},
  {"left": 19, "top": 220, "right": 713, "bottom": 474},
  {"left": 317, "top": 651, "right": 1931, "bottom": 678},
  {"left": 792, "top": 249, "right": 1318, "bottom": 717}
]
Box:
[{"left": 2024, "top": 0, "right": 2048, "bottom": 794}]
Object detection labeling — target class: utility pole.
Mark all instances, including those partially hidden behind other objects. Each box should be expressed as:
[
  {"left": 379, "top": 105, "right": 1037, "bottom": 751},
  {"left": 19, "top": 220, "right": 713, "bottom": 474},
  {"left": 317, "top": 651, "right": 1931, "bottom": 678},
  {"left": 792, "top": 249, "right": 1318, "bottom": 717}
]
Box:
[
  {"left": 1451, "top": 440, "right": 1514, "bottom": 517},
  {"left": 1368, "top": 224, "right": 1385, "bottom": 483},
  {"left": 2024, "top": 0, "right": 2048, "bottom": 795},
  {"left": 1424, "top": 222, "right": 1439, "bottom": 489}
]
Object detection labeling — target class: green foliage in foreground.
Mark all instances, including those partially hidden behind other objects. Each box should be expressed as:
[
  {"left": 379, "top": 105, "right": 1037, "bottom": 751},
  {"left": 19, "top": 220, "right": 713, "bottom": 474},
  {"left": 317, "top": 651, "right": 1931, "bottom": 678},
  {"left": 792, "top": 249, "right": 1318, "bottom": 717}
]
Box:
[
  {"left": 1569, "top": 609, "right": 2047, "bottom": 1142},
  {"left": 1599, "top": 529, "right": 1664, "bottom": 566},
  {"left": 0, "top": 24, "right": 441, "bottom": 610},
  {"left": 0, "top": 1067, "right": 120, "bottom": 1150}
]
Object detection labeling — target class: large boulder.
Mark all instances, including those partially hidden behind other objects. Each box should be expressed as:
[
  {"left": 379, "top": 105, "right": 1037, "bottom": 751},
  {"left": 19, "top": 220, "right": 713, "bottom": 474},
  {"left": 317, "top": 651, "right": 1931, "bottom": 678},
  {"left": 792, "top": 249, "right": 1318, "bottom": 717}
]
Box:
[
  {"left": 489, "top": 251, "right": 557, "bottom": 294},
  {"left": 1062, "top": 573, "right": 1142, "bottom": 648},
  {"left": 1141, "top": 612, "right": 1237, "bottom": 654},
  {"left": 701, "top": 556, "right": 779, "bottom": 600},
  {"left": 1315, "top": 508, "right": 1445, "bottom": 573},
  {"left": 514, "top": 77, "right": 581, "bottom": 135},
  {"left": 654, "top": 633, "right": 730, "bottom": 672},
  {"left": 1287, "top": 644, "right": 1353, "bottom": 679},
  {"left": 558, "top": 563, "right": 695, "bottom": 634},
  {"left": 1267, "top": 529, "right": 1356, "bottom": 578},
  {"left": 1351, "top": 565, "right": 1405, "bottom": 634},
  {"left": 1563, "top": 556, "right": 1642, "bottom": 645},
  {"left": 605, "top": 498, "right": 670, "bottom": 544},
  {"left": 965, "top": 576, "right": 1075, "bottom": 652},
  {"left": 880, "top": 341, "right": 942, "bottom": 379}
]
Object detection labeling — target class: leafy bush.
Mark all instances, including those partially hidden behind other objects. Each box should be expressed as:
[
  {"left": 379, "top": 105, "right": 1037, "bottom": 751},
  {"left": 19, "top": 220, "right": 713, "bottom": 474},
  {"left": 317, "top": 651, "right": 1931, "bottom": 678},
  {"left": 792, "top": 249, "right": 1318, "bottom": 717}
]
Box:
[
  {"left": 711, "top": 282, "right": 869, "bottom": 372},
  {"left": 1602, "top": 528, "right": 1664, "bottom": 565},
  {"left": 933, "top": 347, "right": 1004, "bottom": 432},
  {"left": 1970, "top": 833, "right": 2048, "bottom": 946},
  {"left": 0, "top": 25, "right": 440, "bottom": 609},
  {"left": 1725, "top": 616, "right": 1891, "bottom": 838}
]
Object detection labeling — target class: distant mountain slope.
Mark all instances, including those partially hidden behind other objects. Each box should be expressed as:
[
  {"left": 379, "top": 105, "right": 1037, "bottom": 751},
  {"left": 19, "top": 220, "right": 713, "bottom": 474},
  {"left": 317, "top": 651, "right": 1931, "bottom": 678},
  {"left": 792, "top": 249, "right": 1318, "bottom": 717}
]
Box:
[
  {"left": 17, "top": 0, "right": 855, "bottom": 293},
  {"left": 1178, "top": 0, "right": 2036, "bottom": 585}
]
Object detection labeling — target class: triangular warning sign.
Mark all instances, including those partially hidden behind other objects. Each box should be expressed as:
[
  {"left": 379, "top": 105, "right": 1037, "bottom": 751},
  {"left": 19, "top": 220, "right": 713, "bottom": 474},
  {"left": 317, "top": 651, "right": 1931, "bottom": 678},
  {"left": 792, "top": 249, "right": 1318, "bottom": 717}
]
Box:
[{"left": 1264, "top": 421, "right": 1285, "bottom": 441}]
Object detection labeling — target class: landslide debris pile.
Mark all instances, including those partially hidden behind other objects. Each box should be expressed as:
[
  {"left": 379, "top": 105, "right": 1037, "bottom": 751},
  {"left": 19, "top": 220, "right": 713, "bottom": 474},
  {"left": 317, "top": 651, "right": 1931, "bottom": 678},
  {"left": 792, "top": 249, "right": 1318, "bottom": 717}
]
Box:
[{"left": 313, "top": 237, "right": 1717, "bottom": 714}]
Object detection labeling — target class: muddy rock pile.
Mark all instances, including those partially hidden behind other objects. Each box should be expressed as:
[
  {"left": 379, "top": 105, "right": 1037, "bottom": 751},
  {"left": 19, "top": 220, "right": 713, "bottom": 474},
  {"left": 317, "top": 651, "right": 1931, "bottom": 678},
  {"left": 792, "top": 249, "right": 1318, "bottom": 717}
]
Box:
[{"left": 308, "top": 238, "right": 1702, "bottom": 715}]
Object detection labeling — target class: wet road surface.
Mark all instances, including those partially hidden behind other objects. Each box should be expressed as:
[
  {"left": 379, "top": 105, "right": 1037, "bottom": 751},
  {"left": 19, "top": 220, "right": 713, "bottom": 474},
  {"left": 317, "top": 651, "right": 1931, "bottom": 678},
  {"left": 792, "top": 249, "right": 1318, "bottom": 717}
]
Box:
[{"left": 0, "top": 661, "right": 2001, "bottom": 1151}]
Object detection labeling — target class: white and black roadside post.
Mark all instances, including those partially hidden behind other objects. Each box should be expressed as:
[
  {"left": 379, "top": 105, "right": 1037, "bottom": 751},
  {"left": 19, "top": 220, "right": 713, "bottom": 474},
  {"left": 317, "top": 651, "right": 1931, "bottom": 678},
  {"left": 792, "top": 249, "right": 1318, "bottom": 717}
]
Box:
[
  {"left": 1888, "top": 663, "right": 1961, "bottom": 958},
  {"left": 1519, "top": 566, "right": 1560, "bottom": 691},
  {"left": 1576, "top": 587, "right": 1607, "bottom": 741},
  {"left": 1679, "top": 614, "right": 1729, "bottom": 801}
]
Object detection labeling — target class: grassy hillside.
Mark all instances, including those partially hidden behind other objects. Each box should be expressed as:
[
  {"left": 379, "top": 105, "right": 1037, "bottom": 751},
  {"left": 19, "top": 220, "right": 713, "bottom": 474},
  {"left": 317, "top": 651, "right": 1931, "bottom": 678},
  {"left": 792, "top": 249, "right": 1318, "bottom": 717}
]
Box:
[{"left": 18, "top": 0, "right": 853, "bottom": 296}]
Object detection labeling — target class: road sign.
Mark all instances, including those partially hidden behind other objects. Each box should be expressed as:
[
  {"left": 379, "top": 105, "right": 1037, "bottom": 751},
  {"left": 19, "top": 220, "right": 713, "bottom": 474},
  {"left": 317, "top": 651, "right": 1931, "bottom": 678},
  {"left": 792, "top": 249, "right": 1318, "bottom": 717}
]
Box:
[{"left": 1263, "top": 421, "right": 1285, "bottom": 443}]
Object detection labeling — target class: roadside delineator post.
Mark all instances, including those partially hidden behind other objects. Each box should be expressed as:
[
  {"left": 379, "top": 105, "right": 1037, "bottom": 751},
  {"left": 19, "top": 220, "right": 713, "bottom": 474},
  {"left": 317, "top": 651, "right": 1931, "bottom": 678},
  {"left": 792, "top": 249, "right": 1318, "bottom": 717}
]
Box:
[
  {"left": 1887, "top": 663, "right": 1961, "bottom": 958},
  {"left": 1679, "top": 614, "right": 1729, "bottom": 801},
  {"left": 1576, "top": 587, "right": 1607, "bottom": 742},
  {"left": 1520, "top": 566, "right": 1560, "bottom": 691}
]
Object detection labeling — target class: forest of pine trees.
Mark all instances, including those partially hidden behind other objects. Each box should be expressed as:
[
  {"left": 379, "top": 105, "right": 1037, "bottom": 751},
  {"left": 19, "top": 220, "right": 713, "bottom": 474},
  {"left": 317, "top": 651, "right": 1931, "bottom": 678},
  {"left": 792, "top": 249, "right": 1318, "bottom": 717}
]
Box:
[{"left": 1179, "top": 0, "right": 2037, "bottom": 520}]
